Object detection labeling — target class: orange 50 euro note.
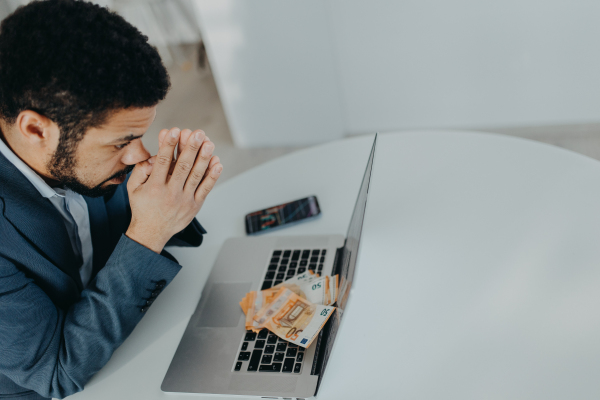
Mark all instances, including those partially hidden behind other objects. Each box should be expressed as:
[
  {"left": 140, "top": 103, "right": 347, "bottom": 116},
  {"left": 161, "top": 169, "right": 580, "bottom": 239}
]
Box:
[{"left": 253, "top": 288, "right": 336, "bottom": 348}]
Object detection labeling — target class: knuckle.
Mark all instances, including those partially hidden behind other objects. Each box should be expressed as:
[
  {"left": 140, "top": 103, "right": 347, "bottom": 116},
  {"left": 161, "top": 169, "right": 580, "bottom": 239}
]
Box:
[
  {"left": 187, "top": 141, "right": 200, "bottom": 152},
  {"left": 201, "top": 184, "right": 212, "bottom": 197},
  {"left": 177, "top": 160, "right": 192, "bottom": 172},
  {"left": 191, "top": 169, "right": 204, "bottom": 182},
  {"left": 157, "top": 155, "right": 171, "bottom": 166}
]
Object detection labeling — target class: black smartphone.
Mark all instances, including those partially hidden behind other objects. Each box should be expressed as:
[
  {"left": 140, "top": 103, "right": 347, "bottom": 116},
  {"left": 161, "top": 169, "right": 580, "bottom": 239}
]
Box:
[{"left": 245, "top": 196, "right": 321, "bottom": 235}]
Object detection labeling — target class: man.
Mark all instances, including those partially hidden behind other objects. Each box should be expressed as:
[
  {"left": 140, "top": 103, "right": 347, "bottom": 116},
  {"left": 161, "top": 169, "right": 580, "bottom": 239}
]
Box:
[{"left": 0, "top": 1, "right": 223, "bottom": 399}]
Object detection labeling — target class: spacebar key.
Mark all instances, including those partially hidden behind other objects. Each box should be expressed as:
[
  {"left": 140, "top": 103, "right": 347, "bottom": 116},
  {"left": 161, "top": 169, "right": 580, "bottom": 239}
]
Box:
[{"left": 247, "top": 350, "right": 263, "bottom": 371}]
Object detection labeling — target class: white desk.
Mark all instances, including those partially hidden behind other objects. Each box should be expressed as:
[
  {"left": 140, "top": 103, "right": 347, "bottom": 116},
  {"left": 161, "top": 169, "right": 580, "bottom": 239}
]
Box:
[{"left": 72, "top": 131, "right": 600, "bottom": 399}]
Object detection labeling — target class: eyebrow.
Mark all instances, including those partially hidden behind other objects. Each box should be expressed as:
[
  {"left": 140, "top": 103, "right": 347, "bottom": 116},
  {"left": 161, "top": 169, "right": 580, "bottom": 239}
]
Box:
[{"left": 109, "top": 133, "right": 144, "bottom": 144}]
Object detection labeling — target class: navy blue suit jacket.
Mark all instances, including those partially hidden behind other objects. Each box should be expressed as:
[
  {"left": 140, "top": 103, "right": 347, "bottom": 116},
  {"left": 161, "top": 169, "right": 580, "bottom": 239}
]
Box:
[{"left": 0, "top": 151, "right": 205, "bottom": 399}]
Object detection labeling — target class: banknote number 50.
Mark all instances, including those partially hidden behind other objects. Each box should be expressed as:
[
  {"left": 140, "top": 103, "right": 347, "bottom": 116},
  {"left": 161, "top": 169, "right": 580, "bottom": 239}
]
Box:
[{"left": 286, "top": 327, "right": 303, "bottom": 341}]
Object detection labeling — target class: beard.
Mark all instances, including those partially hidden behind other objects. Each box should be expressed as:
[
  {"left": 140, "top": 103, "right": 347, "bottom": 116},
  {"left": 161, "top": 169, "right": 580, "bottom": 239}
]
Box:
[{"left": 47, "top": 141, "right": 134, "bottom": 198}]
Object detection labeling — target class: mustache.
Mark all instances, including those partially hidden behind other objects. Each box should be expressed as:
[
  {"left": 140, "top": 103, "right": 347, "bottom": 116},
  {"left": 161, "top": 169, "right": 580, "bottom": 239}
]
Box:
[{"left": 100, "top": 164, "right": 135, "bottom": 185}]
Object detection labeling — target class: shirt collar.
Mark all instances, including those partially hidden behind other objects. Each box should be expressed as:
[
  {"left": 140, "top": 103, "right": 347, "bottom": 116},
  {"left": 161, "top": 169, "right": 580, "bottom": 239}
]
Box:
[{"left": 0, "top": 135, "right": 63, "bottom": 199}]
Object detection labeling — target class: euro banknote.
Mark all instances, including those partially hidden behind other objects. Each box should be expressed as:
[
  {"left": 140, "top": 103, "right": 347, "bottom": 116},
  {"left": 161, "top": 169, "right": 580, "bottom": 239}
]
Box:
[{"left": 253, "top": 287, "right": 336, "bottom": 348}]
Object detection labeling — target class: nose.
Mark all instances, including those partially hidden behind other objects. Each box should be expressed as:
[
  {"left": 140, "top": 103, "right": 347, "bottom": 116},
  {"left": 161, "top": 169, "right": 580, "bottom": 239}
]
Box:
[{"left": 121, "top": 139, "right": 151, "bottom": 166}]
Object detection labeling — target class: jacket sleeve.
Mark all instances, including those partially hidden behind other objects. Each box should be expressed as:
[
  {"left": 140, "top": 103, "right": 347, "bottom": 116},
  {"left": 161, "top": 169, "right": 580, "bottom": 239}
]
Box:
[{"left": 0, "top": 234, "right": 181, "bottom": 399}]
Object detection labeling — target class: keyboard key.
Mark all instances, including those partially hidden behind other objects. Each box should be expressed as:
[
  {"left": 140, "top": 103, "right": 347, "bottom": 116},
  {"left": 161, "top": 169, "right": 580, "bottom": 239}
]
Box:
[
  {"left": 322, "top": 249, "right": 327, "bottom": 254},
  {"left": 300, "top": 260, "right": 308, "bottom": 267},
  {"left": 296, "top": 352, "right": 304, "bottom": 362},
  {"left": 281, "top": 258, "right": 289, "bottom": 265},
  {"left": 235, "top": 362, "right": 242, "bottom": 371},
  {"left": 287, "top": 269, "right": 296, "bottom": 275},
  {"left": 309, "top": 263, "right": 316, "bottom": 270},
  {"left": 259, "top": 364, "right": 277, "bottom": 372},
  {"left": 247, "top": 350, "right": 262, "bottom": 371},
  {"left": 289, "top": 262, "right": 298, "bottom": 268},
  {"left": 287, "top": 343, "right": 297, "bottom": 348},
  {"left": 301, "top": 250, "right": 310, "bottom": 259},
  {"left": 244, "top": 331, "right": 256, "bottom": 341},
  {"left": 267, "top": 335, "right": 278, "bottom": 344},
  {"left": 258, "top": 329, "right": 269, "bottom": 339},
  {"left": 265, "top": 271, "right": 275, "bottom": 280},
  {"left": 310, "top": 256, "right": 318, "bottom": 263},
  {"left": 261, "top": 281, "right": 273, "bottom": 290},
  {"left": 286, "top": 270, "right": 295, "bottom": 276},
  {"left": 268, "top": 263, "right": 278, "bottom": 271},
  {"left": 297, "top": 267, "right": 306, "bottom": 273},
  {"left": 273, "top": 250, "right": 282, "bottom": 256},
  {"left": 320, "top": 256, "right": 325, "bottom": 262},
  {"left": 292, "top": 251, "right": 300, "bottom": 260},
  {"left": 241, "top": 342, "right": 248, "bottom": 351},
  {"left": 270, "top": 257, "right": 280, "bottom": 264},
  {"left": 272, "top": 362, "right": 282, "bottom": 372},
  {"left": 273, "top": 280, "right": 282, "bottom": 285},
  {"left": 276, "top": 343, "right": 287, "bottom": 352},
  {"left": 283, "top": 250, "right": 291, "bottom": 257},
  {"left": 312, "top": 249, "right": 320, "bottom": 255},
  {"left": 278, "top": 265, "right": 287, "bottom": 272},
  {"left": 282, "top": 358, "right": 295, "bottom": 372},
  {"left": 294, "top": 363, "right": 302, "bottom": 373},
  {"left": 298, "top": 347, "right": 305, "bottom": 352},
  {"left": 273, "top": 352, "right": 285, "bottom": 362},
  {"left": 238, "top": 352, "right": 251, "bottom": 361},
  {"left": 286, "top": 348, "right": 297, "bottom": 358},
  {"left": 264, "top": 345, "right": 275, "bottom": 354},
  {"left": 276, "top": 273, "right": 285, "bottom": 280},
  {"left": 255, "top": 340, "right": 265, "bottom": 349},
  {"left": 261, "top": 355, "right": 272, "bottom": 364}
]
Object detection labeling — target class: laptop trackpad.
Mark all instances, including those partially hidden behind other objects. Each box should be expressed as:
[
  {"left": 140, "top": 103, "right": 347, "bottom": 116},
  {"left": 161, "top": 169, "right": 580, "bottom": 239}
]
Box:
[{"left": 196, "top": 282, "right": 252, "bottom": 328}]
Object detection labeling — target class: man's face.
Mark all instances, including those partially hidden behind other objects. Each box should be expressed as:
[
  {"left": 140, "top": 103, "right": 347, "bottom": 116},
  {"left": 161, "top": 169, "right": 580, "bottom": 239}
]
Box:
[{"left": 48, "top": 106, "right": 156, "bottom": 197}]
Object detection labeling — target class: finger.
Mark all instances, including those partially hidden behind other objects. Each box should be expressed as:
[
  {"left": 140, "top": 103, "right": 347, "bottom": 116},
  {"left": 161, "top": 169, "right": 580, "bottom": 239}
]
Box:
[
  {"left": 127, "top": 158, "right": 154, "bottom": 192},
  {"left": 151, "top": 127, "right": 180, "bottom": 183},
  {"left": 201, "top": 155, "right": 220, "bottom": 182},
  {"left": 170, "top": 130, "right": 208, "bottom": 189},
  {"left": 183, "top": 137, "right": 214, "bottom": 193},
  {"left": 195, "top": 162, "right": 222, "bottom": 203},
  {"left": 177, "top": 129, "right": 193, "bottom": 159},
  {"left": 158, "top": 129, "right": 169, "bottom": 146}
]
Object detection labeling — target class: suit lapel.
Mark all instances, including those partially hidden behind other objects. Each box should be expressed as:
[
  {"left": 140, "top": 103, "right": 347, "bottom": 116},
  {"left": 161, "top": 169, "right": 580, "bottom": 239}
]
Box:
[
  {"left": 0, "top": 151, "right": 83, "bottom": 290},
  {"left": 84, "top": 195, "right": 111, "bottom": 279}
]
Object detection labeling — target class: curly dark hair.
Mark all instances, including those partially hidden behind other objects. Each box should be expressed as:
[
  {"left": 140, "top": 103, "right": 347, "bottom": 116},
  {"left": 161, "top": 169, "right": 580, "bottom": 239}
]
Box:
[{"left": 0, "top": 0, "right": 170, "bottom": 155}]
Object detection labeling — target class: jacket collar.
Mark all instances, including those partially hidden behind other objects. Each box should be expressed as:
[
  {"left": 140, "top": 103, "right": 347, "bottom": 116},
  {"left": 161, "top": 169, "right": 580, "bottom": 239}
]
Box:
[{"left": 0, "top": 150, "right": 83, "bottom": 290}]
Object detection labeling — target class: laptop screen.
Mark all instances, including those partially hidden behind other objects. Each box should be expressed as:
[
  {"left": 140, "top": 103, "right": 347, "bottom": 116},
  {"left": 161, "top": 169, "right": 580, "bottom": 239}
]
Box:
[
  {"left": 336, "top": 133, "right": 377, "bottom": 312},
  {"left": 312, "top": 134, "right": 377, "bottom": 388}
]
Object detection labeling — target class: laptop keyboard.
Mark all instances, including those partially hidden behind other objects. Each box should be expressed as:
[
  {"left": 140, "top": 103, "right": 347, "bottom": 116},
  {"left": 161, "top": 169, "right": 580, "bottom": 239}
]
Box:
[{"left": 233, "top": 248, "right": 327, "bottom": 373}]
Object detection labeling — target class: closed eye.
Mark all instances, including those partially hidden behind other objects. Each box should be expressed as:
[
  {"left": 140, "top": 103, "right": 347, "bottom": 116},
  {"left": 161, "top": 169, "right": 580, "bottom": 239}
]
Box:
[{"left": 115, "top": 141, "right": 131, "bottom": 150}]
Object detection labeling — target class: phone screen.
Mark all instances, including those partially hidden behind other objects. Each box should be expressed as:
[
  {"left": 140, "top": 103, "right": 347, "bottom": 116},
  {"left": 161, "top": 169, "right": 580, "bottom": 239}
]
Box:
[{"left": 245, "top": 196, "right": 321, "bottom": 234}]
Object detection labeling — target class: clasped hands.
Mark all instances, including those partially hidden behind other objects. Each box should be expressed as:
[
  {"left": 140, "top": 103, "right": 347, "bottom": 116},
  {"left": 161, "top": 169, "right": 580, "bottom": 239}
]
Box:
[{"left": 126, "top": 128, "right": 221, "bottom": 253}]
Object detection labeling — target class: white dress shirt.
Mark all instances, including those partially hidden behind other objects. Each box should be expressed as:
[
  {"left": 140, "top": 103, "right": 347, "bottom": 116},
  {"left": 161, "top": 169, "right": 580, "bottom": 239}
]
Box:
[{"left": 0, "top": 138, "right": 94, "bottom": 287}]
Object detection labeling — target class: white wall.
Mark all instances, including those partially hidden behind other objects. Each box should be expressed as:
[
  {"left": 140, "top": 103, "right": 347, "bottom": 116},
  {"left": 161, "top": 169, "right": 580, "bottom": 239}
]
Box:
[
  {"left": 195, "top": 0, "right": 600, "bottom": 146},
  {"left": 330, "top": 0, "right": 600, "bottom": 135},
  {"left": 194, "top": 0, "right": 345, "bottom": 147}
]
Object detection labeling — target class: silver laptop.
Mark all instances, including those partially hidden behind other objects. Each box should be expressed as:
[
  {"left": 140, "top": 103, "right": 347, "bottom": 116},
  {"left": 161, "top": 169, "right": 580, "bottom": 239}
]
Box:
[{"left": 162, "top": 134, "right": 377, "bottom": 398}]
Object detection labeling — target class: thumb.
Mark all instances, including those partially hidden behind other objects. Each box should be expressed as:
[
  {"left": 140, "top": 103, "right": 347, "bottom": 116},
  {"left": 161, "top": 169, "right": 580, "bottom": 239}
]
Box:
[{"left": 127, "top": 158, "right": 154, "bottom": 192}]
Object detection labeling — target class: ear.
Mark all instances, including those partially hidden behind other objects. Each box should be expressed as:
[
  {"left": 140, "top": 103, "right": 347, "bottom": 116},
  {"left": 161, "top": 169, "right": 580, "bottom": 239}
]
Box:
[{"left": 15, "top": 110, "right": 59, "bottom": 148}]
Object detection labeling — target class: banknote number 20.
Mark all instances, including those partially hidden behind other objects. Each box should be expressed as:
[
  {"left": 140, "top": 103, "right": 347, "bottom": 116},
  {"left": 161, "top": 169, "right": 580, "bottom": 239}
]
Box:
[{"left": 286, "top": 327, "right": 302, "bottom": 341}]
